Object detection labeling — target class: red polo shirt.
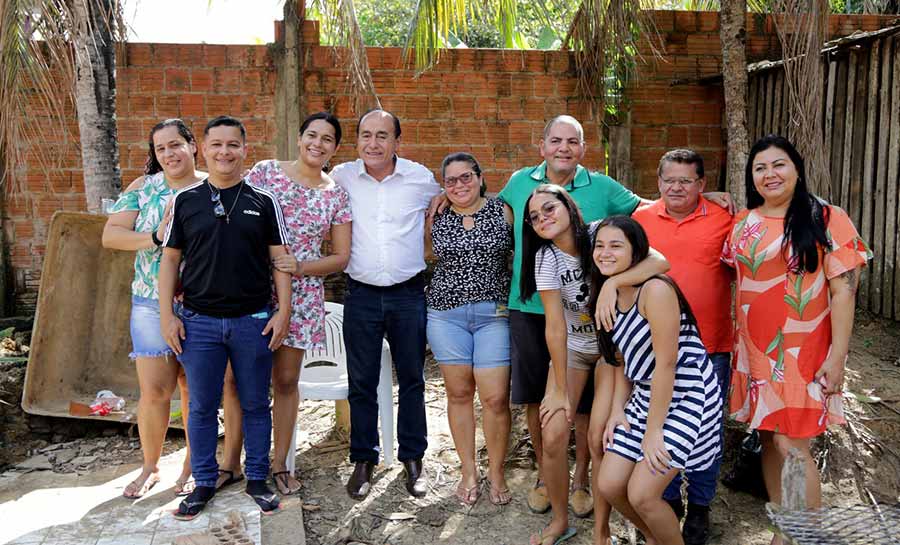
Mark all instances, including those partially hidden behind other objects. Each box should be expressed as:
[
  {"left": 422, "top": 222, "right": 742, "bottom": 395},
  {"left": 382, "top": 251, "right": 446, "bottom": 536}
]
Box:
[{"left": 632, "top": 197, "right": 734, "bottom": 354}]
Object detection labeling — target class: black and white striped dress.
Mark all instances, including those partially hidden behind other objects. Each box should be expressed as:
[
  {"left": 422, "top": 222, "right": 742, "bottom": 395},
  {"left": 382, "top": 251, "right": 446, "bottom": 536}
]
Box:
[{"left": 606, "top": 290, "right": 722, "bottom": 471}]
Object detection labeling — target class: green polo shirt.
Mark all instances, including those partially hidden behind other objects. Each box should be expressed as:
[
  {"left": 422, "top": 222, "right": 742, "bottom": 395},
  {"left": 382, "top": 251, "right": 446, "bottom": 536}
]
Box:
[{"left": 498, "top": 162, "right": 641, "bottom": 314}]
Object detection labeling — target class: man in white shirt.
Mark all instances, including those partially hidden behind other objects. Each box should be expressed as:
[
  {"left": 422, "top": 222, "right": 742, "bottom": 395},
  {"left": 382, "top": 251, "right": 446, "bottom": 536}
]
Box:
[{"left": 330, "top": 109, "right": 441, "bottom": 500}]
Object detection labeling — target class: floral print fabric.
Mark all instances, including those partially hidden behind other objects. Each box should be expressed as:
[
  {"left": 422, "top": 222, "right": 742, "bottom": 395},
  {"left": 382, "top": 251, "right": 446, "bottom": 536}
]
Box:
[
  {"left": 108, "top": 172, "right": 175, "bottom": 300},
  {"left": 248, "top": 160, "right": 352, "bottom": 350},
  {"left": 722, "top": 205, "right": 872, "bottom": 438}
]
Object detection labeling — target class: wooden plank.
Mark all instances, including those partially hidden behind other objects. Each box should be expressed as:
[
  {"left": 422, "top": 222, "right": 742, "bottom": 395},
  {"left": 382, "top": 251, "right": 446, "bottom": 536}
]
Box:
[
  {"left": 872, "top": 36, "right": 894, "bottom": 316},
  {"left": 748, "top": 75, "right": 759, "bottom": 142},
  {"left": 840, "top": 52, "right": 857, "bottom": 212},
  {"left": 860, "top": 40, "right": 882, "bottom": 310},
  {"left": 824, "top": 58, "right": 838, "bottom": 158},
  {"left": 888, "top": 38, "right": 900, "bottom": 319},
  {"left": 755, "top": 73, "right": 766, "bottom": 141},
  {"left": 829, "top": 58, "right": 849, "bottom": 202},
  {"left": 764, "top": 71, "right": 775, "bottom": 134},
  {"left": 772, "top": 70, "right": 784, "bottom": 136},
  {"left": 849, "top": 49, "right": 869, "bottom": 229}
]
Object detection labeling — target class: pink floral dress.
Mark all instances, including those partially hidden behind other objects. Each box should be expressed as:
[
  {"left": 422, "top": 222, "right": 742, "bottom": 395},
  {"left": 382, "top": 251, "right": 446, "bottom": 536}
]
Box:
[{"left": 248, "top": 160, "right": 352, "bottom": 350}]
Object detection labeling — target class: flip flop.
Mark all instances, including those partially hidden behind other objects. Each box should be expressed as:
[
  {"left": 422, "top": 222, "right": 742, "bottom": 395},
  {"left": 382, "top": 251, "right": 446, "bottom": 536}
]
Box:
[
  {"left": 216, "top": 469, "right": 245, "bottom": 490},
  {"left": 272, "top": 470, "right": 301, "bottom": 495},
  {"left": 174, "top": 478, "right": 195, "bottom": 497},
  {"left": 529, "top": 526, "right": 577, "bottom": 545},
  {"left": 246, "top": 490, "right": 280, "bottom": 516},
  {"left": 485, "top": 478, "right": 511, "bottom": 506},
  {"left": 173, "top": 487, "right": 215, "bottom": 521},
  {"left": 123, "top": 473, "right": 160, "bottom": 499},
  {"left": 455, "top": 479, "right": 481, "bottom": 506}
]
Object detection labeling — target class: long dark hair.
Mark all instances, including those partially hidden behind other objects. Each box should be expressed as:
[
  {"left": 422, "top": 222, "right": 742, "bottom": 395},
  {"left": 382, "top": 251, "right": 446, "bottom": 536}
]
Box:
[
  {"left": 519, "top": 184, "right": 593, "bottom": 303},
  {"left": 145, "top": 119, "right": 197, "bottom": 175},
  {"left": 587, "top": 215, "right": 700, "bottom": 365},
  {"left": 745, "top": 134, "right": 830, "bottom": 274}
]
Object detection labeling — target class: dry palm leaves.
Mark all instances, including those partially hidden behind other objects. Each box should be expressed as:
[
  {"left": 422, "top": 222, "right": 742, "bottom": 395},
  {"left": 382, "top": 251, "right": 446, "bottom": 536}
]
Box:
[{"left": 772, "top": 0, "right": 832, "bottom": 200}]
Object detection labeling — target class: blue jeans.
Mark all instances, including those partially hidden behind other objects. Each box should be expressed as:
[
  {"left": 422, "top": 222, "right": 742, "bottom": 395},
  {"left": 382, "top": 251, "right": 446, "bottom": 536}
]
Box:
[
  {"left": 177, "top": 306, "right": 274, "bottom": 488},
  {"left": 344, "top": 274, "right": 428, "bottom": 464},
  {"left": 663, "top": 352, "right": 732, "bottom": 506},
  {"left": 426, "top": 301, "right": 510, "bottom": 368}
]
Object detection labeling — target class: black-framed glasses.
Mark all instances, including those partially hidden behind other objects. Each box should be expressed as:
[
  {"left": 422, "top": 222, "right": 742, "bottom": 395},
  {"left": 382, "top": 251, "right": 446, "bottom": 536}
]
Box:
[
  {"left": 210, "top": 188, "right": 226, "bottom": 219},
  {"left": 444, "top": 171, "right": 477, "bottom": 188},
  {"left": 526, "top": 201, "right": 561, "bottom": 224}
]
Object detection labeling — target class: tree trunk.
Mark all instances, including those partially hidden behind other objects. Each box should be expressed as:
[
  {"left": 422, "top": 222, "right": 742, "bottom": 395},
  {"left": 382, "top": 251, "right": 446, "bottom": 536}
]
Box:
[
  {"left": 72, "top": 0, "right": 121, "bottom": 213},
  {"left": 720, "top": 0, "right": 751, "bottom": 209}
]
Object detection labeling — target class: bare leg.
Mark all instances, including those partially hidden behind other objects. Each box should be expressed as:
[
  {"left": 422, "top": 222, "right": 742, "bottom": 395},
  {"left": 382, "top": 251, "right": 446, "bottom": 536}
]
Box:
[
  {"left": 219, "top": 362, "right": 244, "bottom": 485},
  {"left": 763, "top": 432, "right": 820, "bottom": 545},
  {"left": 526, "top": 402, "right": 543, "bottom": 474},
  {"left": 271, "top": 346, "right": 304, "bottom": 494},
  {"left": 474, "top": 366, "right": 511, "bottom": 503},
  {"left": 568, "top": 367, "right": 591, "bottom": 491},
  {"left": 588, "top": 364, "right": 616, "bottom": 544},
  {"left": 628, "top": 461, "right": 683, "bottom": 545},
  {"left": 441, "top": 364, "right": 479, "bottom": 500},
  {"left": 127, "top": 355, "right": 179, "bottom": 497},
  {"left": 533, "top": 404, "right": 572, "bottom": 544},
  {"left": 596, "top": 453, "right": 653, "bottom": 538}
]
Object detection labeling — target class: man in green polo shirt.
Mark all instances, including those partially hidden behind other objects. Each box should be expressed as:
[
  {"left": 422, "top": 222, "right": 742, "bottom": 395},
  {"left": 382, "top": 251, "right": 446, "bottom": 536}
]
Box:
[{"left": 499, "top": 115, "right": 658, "bottom": 527}]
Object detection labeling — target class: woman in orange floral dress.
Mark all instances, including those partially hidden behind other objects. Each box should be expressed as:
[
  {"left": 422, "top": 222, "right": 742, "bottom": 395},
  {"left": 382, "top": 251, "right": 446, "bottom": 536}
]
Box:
[{"left": 722, "top": 135, "right": 872, "bottom": 544}]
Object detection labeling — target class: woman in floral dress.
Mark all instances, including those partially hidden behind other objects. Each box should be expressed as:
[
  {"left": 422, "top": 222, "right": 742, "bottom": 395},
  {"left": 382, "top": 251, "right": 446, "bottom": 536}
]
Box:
[
  {"left": 244, "top": 112, "right": 352, "bottom": 495},
  {"left": 722, "top": 135, "right": 872, "bottom": 545}
]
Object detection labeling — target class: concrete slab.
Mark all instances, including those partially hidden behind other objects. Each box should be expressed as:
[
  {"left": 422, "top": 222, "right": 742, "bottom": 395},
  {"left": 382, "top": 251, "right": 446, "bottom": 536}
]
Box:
[{"left": 0, "top": 448, "right": 273, "bottom": 545}]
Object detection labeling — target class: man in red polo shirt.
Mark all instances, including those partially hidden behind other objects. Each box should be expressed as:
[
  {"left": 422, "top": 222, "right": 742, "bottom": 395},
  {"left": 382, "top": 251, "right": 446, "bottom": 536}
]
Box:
[{"left": 632, "top": 149, "right": 733, "bottom": 545}]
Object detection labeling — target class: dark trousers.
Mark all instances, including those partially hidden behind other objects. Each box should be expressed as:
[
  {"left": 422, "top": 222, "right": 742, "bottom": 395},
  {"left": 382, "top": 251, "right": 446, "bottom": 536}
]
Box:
[
  {"left": 663, "top": 352, "right": 732, "bottom": 506},
  {"left": 343, "top": 274, "right": 428, "bottom": 464}
]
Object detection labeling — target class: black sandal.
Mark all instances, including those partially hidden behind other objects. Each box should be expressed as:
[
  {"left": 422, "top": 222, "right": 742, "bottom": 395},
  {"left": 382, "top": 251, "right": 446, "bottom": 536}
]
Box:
[
  {"left": 173, "top": 486, "right": 215, "bottom": 520},
  {"left": 216, "top": 469, "right": 244, "bottom": 490},
  {"left": 272, "top": 470, "right": 301, "bottom": 495},
  {"left": 246, "top": 480, "right": 280, "bottom": 515}
]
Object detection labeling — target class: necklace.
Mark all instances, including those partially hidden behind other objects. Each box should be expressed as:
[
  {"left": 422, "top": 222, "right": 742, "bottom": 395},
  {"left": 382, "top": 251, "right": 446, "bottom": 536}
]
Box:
[
  {"left": 451, "top": 198, "right": 485, "bottom": 232},
  {"left": 208, "top": 180, "right": 244, "bottom": 224}
]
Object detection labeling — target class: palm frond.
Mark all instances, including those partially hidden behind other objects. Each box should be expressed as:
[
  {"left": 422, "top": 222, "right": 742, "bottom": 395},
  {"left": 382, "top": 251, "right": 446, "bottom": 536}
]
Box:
[
  {"left": 309, "top": 0, "right": 380, "bottom": 113},
  {"left": 565, "top": 0, "right": 664, "bottom": 115},
  {"left": 403, "top": 0, "right": 470, "bottom": 72},
  {"left": 0, "top": 0, "right": 77, "bottom": 194}
]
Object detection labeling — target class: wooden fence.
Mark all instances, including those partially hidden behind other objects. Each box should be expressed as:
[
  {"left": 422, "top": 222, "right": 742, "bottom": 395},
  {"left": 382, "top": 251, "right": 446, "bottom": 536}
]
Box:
[{"left": 747, "top": 26, "right": 900, "bottom": 320}]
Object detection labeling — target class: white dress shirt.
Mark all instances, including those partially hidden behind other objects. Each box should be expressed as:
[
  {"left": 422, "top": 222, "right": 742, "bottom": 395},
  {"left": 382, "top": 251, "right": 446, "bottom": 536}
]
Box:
[{"left": 331, "top": 157, "right": 440, "bottom": 286}]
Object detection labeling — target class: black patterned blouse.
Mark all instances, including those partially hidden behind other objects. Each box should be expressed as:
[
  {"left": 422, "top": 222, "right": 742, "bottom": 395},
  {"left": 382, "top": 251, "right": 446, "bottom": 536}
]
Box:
[{"left": 426, "top": 197, "right": 513, "bottom": 311}]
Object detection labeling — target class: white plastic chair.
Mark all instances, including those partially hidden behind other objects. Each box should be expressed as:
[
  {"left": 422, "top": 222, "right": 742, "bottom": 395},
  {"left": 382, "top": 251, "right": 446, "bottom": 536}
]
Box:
[{"left": 285, "top": 301, "right": 395, "bottom": 473}]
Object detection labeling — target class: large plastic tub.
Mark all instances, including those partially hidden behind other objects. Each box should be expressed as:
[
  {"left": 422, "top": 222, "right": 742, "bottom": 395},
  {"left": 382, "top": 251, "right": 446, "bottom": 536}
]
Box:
[{"left": 22, "top": 212, "right": 183, "bottom": 427}]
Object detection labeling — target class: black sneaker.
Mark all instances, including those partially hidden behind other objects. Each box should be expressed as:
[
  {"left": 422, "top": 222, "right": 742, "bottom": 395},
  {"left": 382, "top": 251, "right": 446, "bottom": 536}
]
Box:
[{"left": 682, "top": 503, "right": 710, "bottom": 545}]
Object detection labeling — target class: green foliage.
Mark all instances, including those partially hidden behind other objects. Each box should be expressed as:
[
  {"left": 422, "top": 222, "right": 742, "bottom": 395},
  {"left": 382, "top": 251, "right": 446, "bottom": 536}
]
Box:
[{"left": 355, "top": 0, "right": 416, "bottom": 46}]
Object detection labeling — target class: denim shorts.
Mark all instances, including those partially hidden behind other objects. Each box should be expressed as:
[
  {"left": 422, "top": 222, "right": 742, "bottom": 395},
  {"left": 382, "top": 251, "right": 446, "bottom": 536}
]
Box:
[
  {"left": 426, "top": 301, "right": 510, "bottom": 369},
  {"left": 129, "top": 295, "right": 174, "bottom": 360}
]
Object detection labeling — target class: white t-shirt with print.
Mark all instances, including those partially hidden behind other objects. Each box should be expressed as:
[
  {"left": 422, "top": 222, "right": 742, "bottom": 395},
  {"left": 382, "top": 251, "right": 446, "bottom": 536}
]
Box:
[{"left": 534, "top": 244, "right": 599, "bottom": 354}]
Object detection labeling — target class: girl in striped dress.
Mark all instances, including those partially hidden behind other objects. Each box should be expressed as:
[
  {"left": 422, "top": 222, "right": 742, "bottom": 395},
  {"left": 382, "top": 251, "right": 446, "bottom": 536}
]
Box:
[{"left": 591, "top": 216, "right": 722, "bottom": 545}]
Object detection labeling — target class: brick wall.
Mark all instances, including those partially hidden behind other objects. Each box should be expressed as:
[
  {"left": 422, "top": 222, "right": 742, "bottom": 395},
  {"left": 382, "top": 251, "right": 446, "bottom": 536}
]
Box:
[{"left": 5, "top": 11, "right": 895, "bottom": 314}]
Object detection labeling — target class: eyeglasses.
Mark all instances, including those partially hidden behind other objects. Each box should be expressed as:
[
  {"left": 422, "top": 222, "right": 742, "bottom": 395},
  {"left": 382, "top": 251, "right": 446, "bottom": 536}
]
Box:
[
  {"left": 444, "top": 171, "right": 477, "bottom": 188},
  {"left": 526, "top": 201, "right": 561, "bottom": 224},
  {"left": 660, "top": 177, "right": 699, "bottom": 187}
]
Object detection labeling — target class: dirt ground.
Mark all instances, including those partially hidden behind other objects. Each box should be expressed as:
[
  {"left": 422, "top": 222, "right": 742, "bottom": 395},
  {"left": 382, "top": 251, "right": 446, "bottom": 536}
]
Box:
[{"left": 2, "top": 309, "right": 899, "bottom": 545}]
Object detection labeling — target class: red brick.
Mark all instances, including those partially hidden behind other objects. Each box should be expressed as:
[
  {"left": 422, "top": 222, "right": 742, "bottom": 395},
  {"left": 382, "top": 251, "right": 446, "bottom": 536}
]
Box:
[
  {"left": 181, "top": 94, "right": 206, "bottom": 117},
  {"left": 453, "top": 49, "right": 476, "bottom": 72},
  {"left": 225, "top": 45, "right": 252, "bottom": 67},
  {"left": 382, "top": 48, "right": 403, "bottom": 69},
  {"left": 138, "top": 68, "right": 165, "bottom": 93},
  {"left": 475, "top": 97, "right": 499, "bottom": 120},
  {"left": 370, "top": 72, "right": 396, "bottom": 94},
  {"left": 214, "top": 69, "right": 242, "bottom": 92},
  {"left": 533, "top": 75, "right": 557, "bottom": 97},
  {"left": 128, "top": 95, "right": 155, "bottom": 117},
  {"left": 157, "top": 96, "right": 180, "bottom": 117},
  {"left": 126, "top": 43, "right": 153, "bottom": 66},
  {"left": 686, "top": 34, "right": 722, "bottom": 56},
  {"left": 418, "top": 121, "right": 441, "bottom": 143},
  {"left": 301, "top": 20, "right": 319, "bottom": 44},
  {"left": 697, "top": 12, "right": 720, "bottom": 32},
  {"left": 204, "top": 45, "right": 227, "bottom": 67},
  {"left": 499, "top": 50, "right": 524, "bottom": 72},
  {"left": 429, "top": 96, "right": 452, "bottom": 119},
  {"left": 312, "top": 47, "right": 334, "bottom": 69},
  {"left": 152, "top": 44, "right": 181, "bottom": 66},
  {"left": 164, "top": 68, "right": 190, "bottom": 92},
  {"left": 524, "top": 51, "right": 546, "bottom": 73},
  {"left": 675, "top": 11, "right": 697, "bottom": 32},
  {"left": 405, "top": 97, "right": 429, "bottom": 119},
  {"left": 191, "top": 69, "right": 214, "bottom": 92},
  {"left": 452, "top": 97, "right": 476, "bottom": 118},
  {"left": 365, "top": 48, "right": 383, "bottom": 69},
  {"left": 511, "top": 74, "right": 533, "bottom": 97},
  {"left": 651, "top": 10, "right": 675, "bottom": 32}
]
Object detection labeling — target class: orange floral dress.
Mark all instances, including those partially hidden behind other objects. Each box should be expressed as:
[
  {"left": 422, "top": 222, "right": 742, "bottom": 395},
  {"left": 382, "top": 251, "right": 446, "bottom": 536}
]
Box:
[{"left": 722, "top": 206, "right": 872, "bottom": 438}]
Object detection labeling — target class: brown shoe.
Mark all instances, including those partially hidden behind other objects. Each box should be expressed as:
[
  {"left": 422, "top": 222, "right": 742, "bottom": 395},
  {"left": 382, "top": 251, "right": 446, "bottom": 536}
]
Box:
[
  {"left": 527, "top": 479, "right": 551, "bottom": 514},
  {"left": 346, "top": 461, "right": 375, "bottom": 500},
  {"left": 402, "top": 459, "right": 427, "bottom": 498},
  {"left": 570, "top": 486, "right": 593, "bottom": 518}
]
